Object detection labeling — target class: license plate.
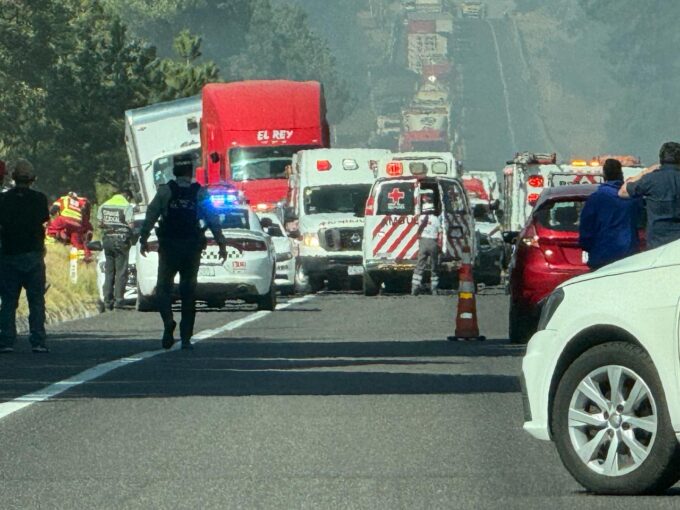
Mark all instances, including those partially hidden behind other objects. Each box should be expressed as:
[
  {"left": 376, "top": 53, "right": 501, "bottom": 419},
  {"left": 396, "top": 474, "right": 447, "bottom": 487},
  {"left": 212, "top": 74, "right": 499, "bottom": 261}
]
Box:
[
  {"left": 232, "top": 260, "right": 247, "bottom": 272},
  {"left": 581, "top": 251, "right": 589, "bottom": 264},
  {"left": 348, "top": 265, "right": 364, "bottom": 276},
  {"left": 198, "top": 266, "right": 215, "bottom": 277}
]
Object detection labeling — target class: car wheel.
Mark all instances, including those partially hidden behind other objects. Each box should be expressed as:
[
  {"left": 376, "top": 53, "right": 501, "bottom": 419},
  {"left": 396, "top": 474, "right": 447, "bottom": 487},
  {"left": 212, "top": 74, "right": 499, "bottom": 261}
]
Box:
[
  {"left": 308, "top": 275, "right": 324, "bottom": 294},
  {"left": 508, "top": 302, "right": 535, "bottom": 344},
  {"left": 257, "top": 282, "right": 277, "bottom": 311},
  {"left": 552, "top": 342, "right": 680, "bottom": 495},
  {"left": 327, "top": 276, "right": 344, "bottom": 292},
  {"left": 363, "top": 272, "right": 380, "bottom": 296},
  {"left": 279, "top": 285, "right": 295, "bottom": 296},
  {"left": 136, "top": 292, "right": 157, "bottom": 312}
]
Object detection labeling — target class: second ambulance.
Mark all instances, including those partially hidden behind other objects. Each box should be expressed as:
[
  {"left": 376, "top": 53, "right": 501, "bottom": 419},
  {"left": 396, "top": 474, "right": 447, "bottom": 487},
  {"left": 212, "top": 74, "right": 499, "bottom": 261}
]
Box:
[{"left": 288, "top": 148, "right": 390, "bottom": 292}]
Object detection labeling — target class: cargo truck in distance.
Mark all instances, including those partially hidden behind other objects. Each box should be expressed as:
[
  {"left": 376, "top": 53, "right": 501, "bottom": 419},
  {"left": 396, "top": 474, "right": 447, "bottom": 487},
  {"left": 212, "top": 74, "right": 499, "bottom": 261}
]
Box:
[
  {"left": 199, "top": 80, "right": 330, "bottom": 209},
  {"left": 125, "top": 96, "right": 201, "bottom": 207}
]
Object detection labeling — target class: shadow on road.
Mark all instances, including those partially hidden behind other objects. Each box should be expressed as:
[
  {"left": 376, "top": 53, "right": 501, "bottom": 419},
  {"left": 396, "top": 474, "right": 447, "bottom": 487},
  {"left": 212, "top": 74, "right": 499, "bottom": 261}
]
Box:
[{"left": 34, "top": 337, "right": 522, "bottom": 400}]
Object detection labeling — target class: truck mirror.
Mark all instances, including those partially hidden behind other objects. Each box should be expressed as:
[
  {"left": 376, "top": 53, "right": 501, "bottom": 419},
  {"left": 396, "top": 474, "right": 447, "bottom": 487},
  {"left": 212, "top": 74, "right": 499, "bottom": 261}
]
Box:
[{"left": 210, "top": 152, "right": 220, "bottom": 164}]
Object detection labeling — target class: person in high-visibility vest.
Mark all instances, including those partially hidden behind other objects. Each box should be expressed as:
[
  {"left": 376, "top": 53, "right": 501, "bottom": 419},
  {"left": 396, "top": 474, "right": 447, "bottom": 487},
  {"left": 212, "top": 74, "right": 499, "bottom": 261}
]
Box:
[
  {"left": 97, "top": 191, "right": 134, "bottom": 310},
  {"left": 46, "top": 192, "right": 92, "bottom": 260}
]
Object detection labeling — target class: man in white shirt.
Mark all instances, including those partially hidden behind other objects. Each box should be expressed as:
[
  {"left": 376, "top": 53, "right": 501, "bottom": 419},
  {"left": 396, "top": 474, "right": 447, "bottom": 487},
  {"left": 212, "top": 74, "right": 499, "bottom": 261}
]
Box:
[{"left": 412, "top": 191, "right": 442, "bottom": 296}]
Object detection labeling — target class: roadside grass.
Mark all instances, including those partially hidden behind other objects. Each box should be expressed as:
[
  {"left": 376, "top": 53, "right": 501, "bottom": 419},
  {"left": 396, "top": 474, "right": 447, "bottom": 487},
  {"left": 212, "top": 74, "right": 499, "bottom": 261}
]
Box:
[{"left": 17, "top": 243, "right": 99, "bottom": 325}]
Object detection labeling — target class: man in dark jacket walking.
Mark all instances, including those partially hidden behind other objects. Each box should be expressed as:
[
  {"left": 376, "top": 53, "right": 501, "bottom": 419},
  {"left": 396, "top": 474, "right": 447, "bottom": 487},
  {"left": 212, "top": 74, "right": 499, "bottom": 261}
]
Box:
[
  {"left": 139, "top": 154, "right": 227, "bottom": 350},
  {"left": 579, "top": 158, "right": 642, "bottom": 270},
  {"left": 0, "top": 160, "right": 50, "bottom": 353},
  {"left": 620, "top": 141, "right": 680, "bottom": 250}
]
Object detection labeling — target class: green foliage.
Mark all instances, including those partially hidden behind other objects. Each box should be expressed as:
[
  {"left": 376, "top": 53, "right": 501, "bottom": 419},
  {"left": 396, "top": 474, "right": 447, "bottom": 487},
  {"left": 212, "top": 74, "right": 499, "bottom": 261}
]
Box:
[
  {"left": 229, "top": 0, "right": 352, "bottom": 122},
  {"left": 0, "top": 1, "right": 217, "bottom": 198}
]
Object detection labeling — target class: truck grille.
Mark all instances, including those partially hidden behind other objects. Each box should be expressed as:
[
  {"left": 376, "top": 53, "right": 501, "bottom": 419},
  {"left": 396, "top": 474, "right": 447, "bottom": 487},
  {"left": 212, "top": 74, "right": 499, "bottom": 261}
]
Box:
[{"left": 322, "top": 228, "right": 363, "bottom": 252}]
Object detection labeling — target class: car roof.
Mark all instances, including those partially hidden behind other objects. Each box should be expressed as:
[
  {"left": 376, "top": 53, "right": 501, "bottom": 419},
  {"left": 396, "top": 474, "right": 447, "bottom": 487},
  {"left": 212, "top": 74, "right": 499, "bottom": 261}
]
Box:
[{"left": 534, "top": 184, "right": 599, "bottom": 209}]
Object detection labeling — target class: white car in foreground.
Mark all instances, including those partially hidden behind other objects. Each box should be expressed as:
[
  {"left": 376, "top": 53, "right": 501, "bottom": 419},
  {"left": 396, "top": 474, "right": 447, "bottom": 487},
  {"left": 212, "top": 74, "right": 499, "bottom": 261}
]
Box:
[
  {"left": 257, "top": 211, "right": 296, "bottom": 295},
  {"left": 522, "top": 240, "right": 680, "bottom": 494},
  {"left": 136, "top": 205, "right": 277, "bottom": 311}
]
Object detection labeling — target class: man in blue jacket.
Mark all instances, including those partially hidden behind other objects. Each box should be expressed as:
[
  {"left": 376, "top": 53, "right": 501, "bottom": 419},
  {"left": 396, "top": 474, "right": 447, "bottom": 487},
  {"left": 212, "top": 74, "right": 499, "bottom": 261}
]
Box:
[{"left": 579, "top": 159, "right": 642, "bottom": 269}]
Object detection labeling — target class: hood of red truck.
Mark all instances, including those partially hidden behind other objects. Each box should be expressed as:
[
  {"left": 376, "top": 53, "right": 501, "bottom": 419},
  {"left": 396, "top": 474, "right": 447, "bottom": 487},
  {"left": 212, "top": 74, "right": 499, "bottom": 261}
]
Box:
[{"left": 234, "top": 179, "right": 289, "bottom": 208}]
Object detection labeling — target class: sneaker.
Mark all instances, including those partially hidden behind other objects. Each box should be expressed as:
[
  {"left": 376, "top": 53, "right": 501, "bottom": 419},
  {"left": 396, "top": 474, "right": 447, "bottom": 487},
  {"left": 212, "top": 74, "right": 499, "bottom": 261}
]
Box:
[
  {"left": 162, "top": 321, "right": 177, "bottom": 349},
  {"left": 32, "top": 346, "right": 49, "bottom": 353},
  {"left": 180, "top": 340, "right": 194, "bottom": 350},
  {"left": 0, "top": 347, "right": 14, "bottom": 353}
]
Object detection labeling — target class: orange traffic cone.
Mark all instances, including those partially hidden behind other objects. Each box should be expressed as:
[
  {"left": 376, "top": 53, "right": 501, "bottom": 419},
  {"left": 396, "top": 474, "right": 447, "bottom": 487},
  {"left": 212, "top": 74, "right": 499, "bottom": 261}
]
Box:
[{"left": 448, "top": 247, "right": 485, "bottom": 341}]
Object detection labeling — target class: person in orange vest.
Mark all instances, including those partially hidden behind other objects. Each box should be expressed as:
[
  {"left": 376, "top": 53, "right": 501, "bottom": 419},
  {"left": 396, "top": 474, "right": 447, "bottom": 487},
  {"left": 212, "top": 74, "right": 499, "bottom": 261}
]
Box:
[{"left": 46, "top": 192, "right": 92, "bottom": 260}]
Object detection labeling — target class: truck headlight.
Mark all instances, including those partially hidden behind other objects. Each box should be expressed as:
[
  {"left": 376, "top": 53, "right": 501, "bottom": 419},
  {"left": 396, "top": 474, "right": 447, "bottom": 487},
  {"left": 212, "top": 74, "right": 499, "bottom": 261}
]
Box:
[
  {"left": 303, "top": 233, "right": 320, "bottom": 248},
  {"left": 537, "top": 288, "right": 565, "bottom": 331}
]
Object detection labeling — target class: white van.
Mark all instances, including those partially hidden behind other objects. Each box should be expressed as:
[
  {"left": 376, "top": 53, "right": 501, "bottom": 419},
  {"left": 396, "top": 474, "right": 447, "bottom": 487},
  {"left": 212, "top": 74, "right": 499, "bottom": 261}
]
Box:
[
  {"left": 362, "top": 154, "right": 474, "bottom": 295},
  {"left": 289, "top": 148, "right": 391, "bottom": 292}
]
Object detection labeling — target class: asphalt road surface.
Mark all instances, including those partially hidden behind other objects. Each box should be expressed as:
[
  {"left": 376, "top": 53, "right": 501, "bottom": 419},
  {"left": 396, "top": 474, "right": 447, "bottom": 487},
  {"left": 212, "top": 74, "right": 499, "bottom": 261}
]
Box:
[
  {"left": 453, "top": 18, "right": 553, "bottom": 170},
  {"left": 1, "top": 291, "right": 679, "bottom": 509}
]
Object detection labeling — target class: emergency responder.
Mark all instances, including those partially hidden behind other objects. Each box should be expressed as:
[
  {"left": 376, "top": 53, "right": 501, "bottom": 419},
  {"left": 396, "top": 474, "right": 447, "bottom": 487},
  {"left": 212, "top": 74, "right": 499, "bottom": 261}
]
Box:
[
  {"left": 139, "top": 153, "right": 228, "bottom": 350},
  {"left": 0, "top": 159, "right": 50, "bottom": 353},
  {"left": 97, "top": 190, "right": 134, "bottom": 310},
  {"left": 47, "top": 191, "right": 92, "bottom": 260},
  {"left": 411, "top": 190, "right": 442, "bottom": 296},
  {"left": 620, "top": 141, "right": 680, "bottom": 249},
  {"left": 579, "top": 159, "right": 642, "bottom": 269}
]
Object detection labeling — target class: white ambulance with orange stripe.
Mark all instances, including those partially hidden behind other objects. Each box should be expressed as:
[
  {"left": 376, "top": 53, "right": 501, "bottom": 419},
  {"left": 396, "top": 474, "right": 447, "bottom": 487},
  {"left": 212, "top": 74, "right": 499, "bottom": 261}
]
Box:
[
  {"left": 361, "top": 152, "right": 474, "bottom": 295},
  {"left": 502, "top": 152, "right": 644, "bottom": 233},
  {"left": 289, "top": 148, "right": 391, "bottom": 292}
]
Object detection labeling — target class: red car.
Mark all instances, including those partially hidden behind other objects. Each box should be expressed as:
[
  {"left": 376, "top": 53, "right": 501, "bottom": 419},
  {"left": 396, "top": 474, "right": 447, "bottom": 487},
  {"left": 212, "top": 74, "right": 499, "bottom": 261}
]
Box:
[{"left": 507, "top": 185, "right": 598, "bottom": 343}]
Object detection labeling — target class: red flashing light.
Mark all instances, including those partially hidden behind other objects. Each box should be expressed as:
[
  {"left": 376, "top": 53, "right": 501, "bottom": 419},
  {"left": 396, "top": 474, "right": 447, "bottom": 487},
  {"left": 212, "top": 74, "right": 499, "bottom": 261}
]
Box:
[
  {"left": 386, "top": 161, "right": 403, "bottom": 177},
  {"left": 316, "top": 160, "right": 332, "bottom": 171},
  {"left": 527, "top": 193, "right": 540, "bottom": 205},
  {"left": 527, "top": 176, "right": 544, "bottom": 188}
]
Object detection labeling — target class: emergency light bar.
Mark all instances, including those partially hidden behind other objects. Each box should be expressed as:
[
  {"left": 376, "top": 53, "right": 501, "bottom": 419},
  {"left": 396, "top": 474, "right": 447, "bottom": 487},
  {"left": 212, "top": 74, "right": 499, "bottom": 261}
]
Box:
[
  {"left": 386, "top": 161, "right": 403, "bottom": 177},
  {"left": 208, "top": 185, "right": 242, "bottom": 208},
  {"left": 409, "top": 162, "right": 427, "bottom": 176},
  {"left": 316, "top": 160, "right": 332, "bottom": 171},
  {"left": 342, "top": 159, "right": 359, "bottom": 170}
]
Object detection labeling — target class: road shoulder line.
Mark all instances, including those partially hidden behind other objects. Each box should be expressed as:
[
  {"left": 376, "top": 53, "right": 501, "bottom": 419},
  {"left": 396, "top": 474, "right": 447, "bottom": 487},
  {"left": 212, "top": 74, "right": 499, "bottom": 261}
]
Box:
[{"left": 0, "top": 295, "right": 315, "bottom": 422}]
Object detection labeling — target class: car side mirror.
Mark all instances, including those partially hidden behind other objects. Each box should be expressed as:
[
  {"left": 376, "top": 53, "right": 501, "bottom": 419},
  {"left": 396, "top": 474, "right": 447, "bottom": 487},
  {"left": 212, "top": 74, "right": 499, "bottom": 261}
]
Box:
[
  {"left": 87, "top": 240, "right": 103, "bottom": 251},
  {"left": 210, "top": 152, "right": 220, "bottom": 164},
  {"left": 502, "top": 231, "right": 519, "bottom": 245}
]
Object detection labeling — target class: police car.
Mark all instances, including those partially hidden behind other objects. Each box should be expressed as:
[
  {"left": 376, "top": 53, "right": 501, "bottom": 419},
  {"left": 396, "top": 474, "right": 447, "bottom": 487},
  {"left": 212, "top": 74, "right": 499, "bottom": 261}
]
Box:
[
  {"left": 135, "top": 189, "right": 277, "bottom": 311},
  {"left": 256, "top": 211, "right": 296, "bottom": 295}
]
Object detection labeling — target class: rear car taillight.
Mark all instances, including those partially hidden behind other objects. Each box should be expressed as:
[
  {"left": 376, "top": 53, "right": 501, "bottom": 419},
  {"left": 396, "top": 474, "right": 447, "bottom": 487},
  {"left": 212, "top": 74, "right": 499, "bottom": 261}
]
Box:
[
  {"left": 528, "top": 193, "right": 540, "bottom": 205},
  {"left": 231, "top": 240, "right": 267, "bottom": 251}
]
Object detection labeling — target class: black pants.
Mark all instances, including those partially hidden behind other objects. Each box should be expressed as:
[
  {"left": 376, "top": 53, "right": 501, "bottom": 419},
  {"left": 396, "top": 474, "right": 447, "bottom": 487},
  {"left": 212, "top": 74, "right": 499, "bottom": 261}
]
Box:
[
  {"left": 103, "top": 237, "right": 130, "bottom": 309},
  {"left": 156, "top": 239, "right": 202, "bottom": 341},
  {"left": 0, "top": 252, "right": 47, "bottom": 348}
]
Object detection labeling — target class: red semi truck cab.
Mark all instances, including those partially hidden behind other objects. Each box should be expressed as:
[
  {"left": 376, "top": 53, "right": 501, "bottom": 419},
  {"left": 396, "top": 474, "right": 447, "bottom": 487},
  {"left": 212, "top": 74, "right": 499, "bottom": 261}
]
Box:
[{"left": 200, "top": 80, "right": 330, "bottom": 208}]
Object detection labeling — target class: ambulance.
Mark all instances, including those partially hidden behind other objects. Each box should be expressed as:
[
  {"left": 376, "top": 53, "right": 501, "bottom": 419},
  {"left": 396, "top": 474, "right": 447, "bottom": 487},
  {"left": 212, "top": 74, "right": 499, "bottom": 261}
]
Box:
[
  {"left": 502, "top": 152, "right": 644, "bottom": 233},
  {"left": 361, "top": 152, "right": 474, "bottom": 295},
  {"left": 288, "top": 148, "right": 391, "bottom": 292}
]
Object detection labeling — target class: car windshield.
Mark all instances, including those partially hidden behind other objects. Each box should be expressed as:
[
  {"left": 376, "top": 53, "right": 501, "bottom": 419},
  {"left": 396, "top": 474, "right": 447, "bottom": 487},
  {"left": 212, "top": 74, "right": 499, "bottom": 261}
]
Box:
[
  {"left": 304, "top": 184, "right": 372, "bottom": 215},
  {"left": 229, "top": 146, "right": 313, "bottom": 182},
  {"left": 217, "top": 210, "right": 250, "bottom": 230},
  {"left": 534, "top": 200, "right": 584, "bottom": 232},
  {"left": 152, "top": 149, "right": 200, "bottom": 187}
]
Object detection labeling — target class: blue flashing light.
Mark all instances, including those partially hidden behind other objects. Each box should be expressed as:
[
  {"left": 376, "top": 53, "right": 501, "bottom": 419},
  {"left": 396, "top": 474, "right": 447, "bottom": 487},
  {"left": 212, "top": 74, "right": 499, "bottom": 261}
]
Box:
[{"left": 210, "top": 193, "right": 239, "bottom": 208}]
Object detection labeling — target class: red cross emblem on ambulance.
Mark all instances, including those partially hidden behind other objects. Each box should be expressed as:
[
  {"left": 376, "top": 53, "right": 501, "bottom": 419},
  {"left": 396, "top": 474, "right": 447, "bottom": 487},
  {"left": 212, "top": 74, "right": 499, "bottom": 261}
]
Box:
[{"left": 387, "top": 187, "right": 405, "bottom": 207}]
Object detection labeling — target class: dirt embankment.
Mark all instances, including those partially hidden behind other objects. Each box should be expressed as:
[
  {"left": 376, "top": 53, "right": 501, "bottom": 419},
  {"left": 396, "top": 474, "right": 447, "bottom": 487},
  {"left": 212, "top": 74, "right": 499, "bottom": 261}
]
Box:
[{"left": 15, "top": 244, "right": 99, "bottom": 330}]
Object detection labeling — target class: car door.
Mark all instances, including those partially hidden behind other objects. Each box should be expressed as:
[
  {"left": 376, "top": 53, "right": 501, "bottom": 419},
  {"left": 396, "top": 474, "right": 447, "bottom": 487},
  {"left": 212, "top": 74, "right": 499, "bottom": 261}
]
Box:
[{"left": 439, "top": 177, "right": 475, "bottom": 263}]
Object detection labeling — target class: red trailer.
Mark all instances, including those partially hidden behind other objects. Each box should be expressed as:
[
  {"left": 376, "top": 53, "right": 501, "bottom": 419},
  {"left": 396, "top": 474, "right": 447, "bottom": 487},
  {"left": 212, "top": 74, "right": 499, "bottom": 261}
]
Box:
[{"left": 200, "top": 80, "right": 330, "bottom": 208}]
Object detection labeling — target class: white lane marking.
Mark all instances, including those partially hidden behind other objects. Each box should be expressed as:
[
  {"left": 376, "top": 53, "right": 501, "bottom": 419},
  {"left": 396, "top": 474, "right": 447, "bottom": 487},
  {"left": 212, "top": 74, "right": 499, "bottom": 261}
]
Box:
[{"left": 0, "top": 295, "right": 315, "bottom": 421}]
